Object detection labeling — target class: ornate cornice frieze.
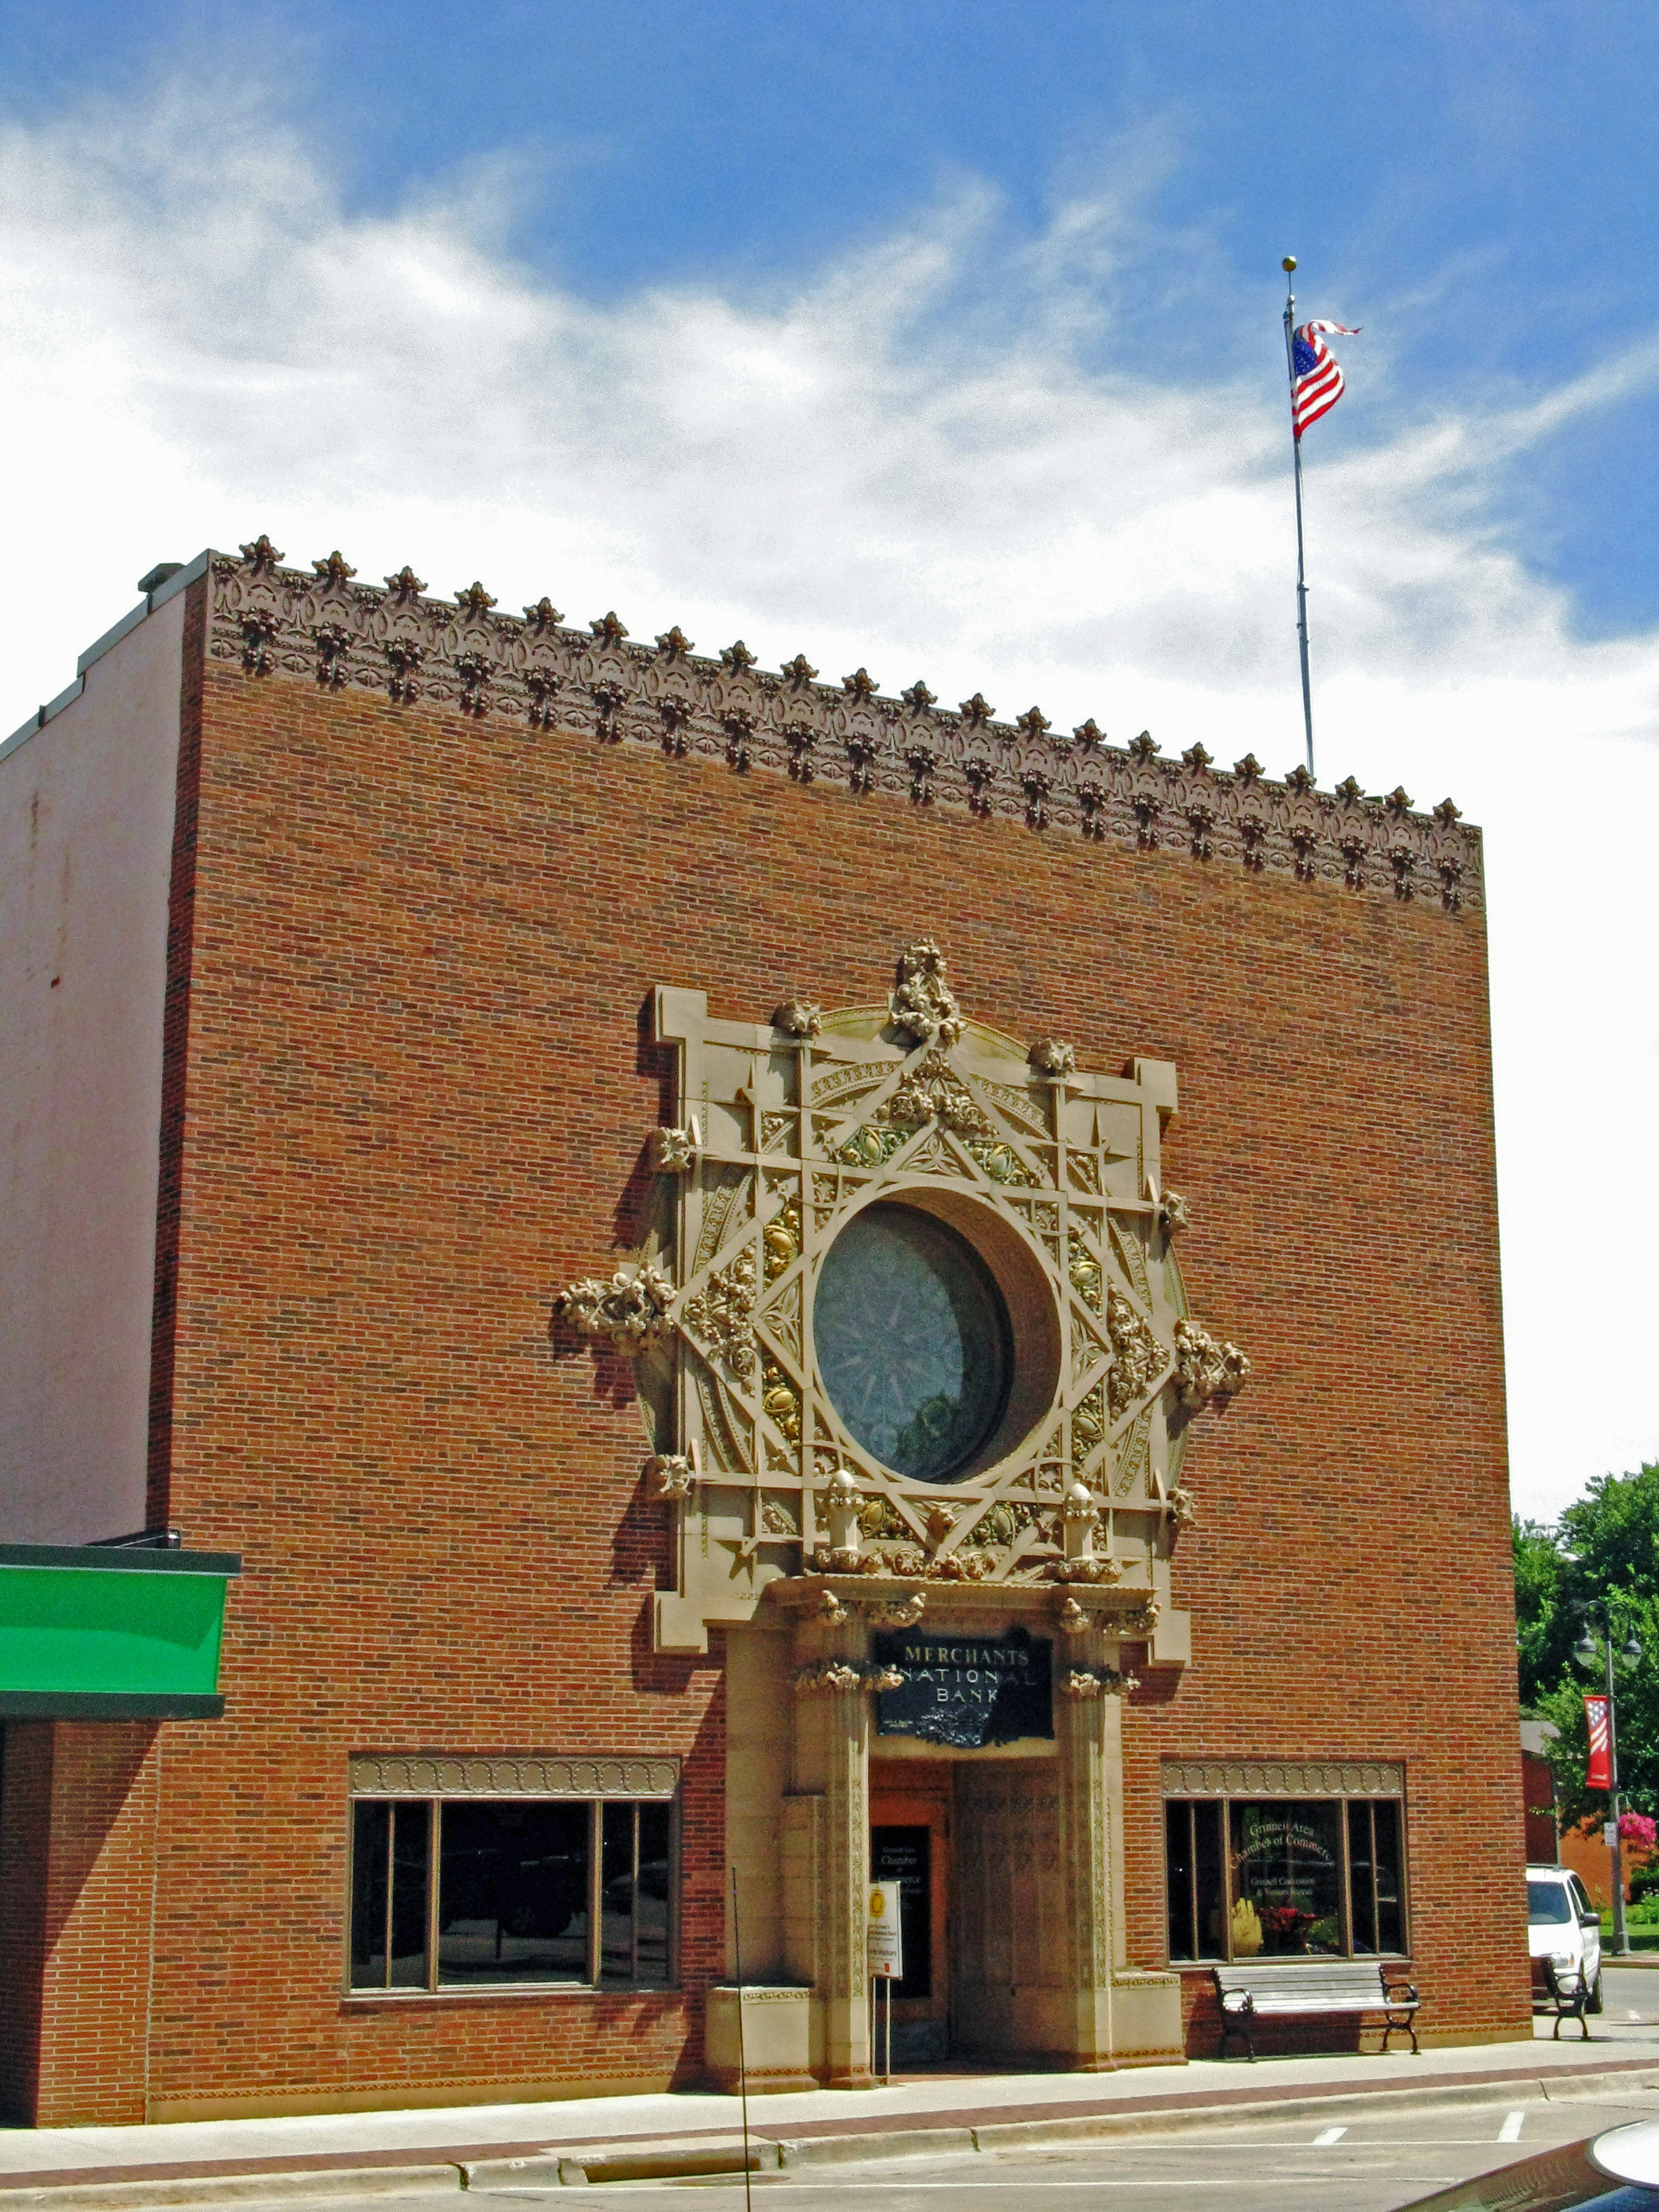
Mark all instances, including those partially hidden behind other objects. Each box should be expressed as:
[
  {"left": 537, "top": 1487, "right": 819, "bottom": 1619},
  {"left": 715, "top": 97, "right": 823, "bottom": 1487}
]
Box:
[
  {"left": 348, "top": 1753, "right": 680, "bottom": 1799},
  {"left": 1160, "top": 1757, "right": 1405, "bottom": 1799},
  {"left": 205, "top": 541, "right": 1482, "bottom": 911},
  {"left": 1063, "top": 1666, "right": 1139, "bottom": 1699},
  {"left": 792, "top": 1660, "right": 905, "bottom": 1698}
]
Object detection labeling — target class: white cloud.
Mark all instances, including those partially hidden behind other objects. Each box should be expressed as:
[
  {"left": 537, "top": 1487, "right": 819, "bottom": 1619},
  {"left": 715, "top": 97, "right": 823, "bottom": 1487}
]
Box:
[{"left": 1, "top": 83, "right": 1654, "bottom": 1521}]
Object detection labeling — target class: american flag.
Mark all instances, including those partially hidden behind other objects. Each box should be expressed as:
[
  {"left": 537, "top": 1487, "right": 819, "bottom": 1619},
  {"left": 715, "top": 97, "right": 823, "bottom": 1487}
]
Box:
[{"left": 1290, "top": 319, "right": 1361, "bottom": 439}]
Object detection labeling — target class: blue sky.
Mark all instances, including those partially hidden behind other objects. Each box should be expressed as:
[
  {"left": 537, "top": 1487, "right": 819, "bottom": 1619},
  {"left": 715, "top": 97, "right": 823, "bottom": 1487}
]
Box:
[
  {"left": 0, "top": 1, "right": 1654, "bottom": 1517},
  {"left": 5, "top": 0, "right": 1654, "bottom": 634}
]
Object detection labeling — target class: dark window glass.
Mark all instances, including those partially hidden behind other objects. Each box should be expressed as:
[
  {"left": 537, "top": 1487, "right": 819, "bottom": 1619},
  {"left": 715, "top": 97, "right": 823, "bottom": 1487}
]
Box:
[
  {"left": 1193, "top": 1799, "right": 1225, "bottom": 1959},
  {"left": 1530, "top": 1877, "right": 1574, "bottom": 1925},
  {"left": 350, "top": 1793, "right": 673, "bottom": 1991},
  {"left": 1166, "top": 1802, "right": 1195, "bottom": 1961},
  {"left": 350, "top": 1801, "right": 431, "bottom": 1989},
  {"left": 437, "top": 1801, "right": 592, "bottom": 1985},
  {"left": 1372, "top": 1799, "right": 1404, "bottom": 1954},
  {"left": 350, "top": 1800, "right": 390, "bottom": 1988},
  {"left": 1229, "top": 1800, "right": 1343, "bottom": 1956},
  {"left": 1167, "top": 1795, "right": 1406, "bottom": 1964},
  {"left": 390, "top": 1800, "right": 431, "bottom": 1988},
  {"left": 600, "top": 1801, "right": 636, "bottom": 1985},
  {"left": 871, "top": 1825, "right": 933, "bottom": 1999},
  {"left": 636, "top": 1802, "right": 672, "bottom": 1985},
  {"left": 1349, "top": 1801, "right": 1375, "bottom": 1952},
  {"left": 1166, "top": 1800, "right": 1226, "bottom": 1961}
]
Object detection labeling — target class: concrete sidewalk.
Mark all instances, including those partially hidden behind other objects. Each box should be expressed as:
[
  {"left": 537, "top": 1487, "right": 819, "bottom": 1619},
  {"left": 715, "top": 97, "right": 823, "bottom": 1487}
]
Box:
[{"left": 5, "top": 2015, "right": 1659, "bottom": 2195}]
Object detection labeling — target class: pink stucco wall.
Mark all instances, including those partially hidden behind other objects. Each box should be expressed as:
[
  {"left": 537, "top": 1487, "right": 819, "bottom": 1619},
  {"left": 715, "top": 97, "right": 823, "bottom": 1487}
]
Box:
[{"left": 0, "top": 592, "right": 185, "bottom": 1542}]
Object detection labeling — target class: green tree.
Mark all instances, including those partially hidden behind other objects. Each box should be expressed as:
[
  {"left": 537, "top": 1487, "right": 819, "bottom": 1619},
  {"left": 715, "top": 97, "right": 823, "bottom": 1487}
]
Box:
[{"left": 1515, "top": 1464, "right": 1659, "bottom": 1830}]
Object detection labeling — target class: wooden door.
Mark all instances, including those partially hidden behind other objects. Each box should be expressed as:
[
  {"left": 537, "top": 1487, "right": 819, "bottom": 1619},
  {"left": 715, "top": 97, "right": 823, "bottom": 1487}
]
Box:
[{"left": 869, "top": 1762, "right": 951, "bottom": 2065}]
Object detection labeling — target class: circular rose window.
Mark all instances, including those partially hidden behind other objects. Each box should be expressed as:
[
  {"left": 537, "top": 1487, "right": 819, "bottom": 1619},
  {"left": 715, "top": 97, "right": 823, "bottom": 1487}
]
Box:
[{"left": 813, "top": 1202, "right": 1013, "bottom": 1483}]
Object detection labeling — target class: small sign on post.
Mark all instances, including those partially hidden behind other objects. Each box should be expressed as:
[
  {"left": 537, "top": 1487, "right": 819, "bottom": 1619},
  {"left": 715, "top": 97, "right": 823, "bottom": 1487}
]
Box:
[
  {"left": 867, "top": 1880, "right": 903, "bottom": 1980},
  {"left": 866, "top": 1880, "right": 903, "bottom": 2082}
]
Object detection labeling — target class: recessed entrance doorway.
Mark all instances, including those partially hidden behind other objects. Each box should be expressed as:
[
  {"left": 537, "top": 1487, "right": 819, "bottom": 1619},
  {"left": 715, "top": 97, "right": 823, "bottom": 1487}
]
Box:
[
  {"left": 872, "top": 1753, "right": 1071, "bottom": 2070},
  {"left": 869, "top": 1763, "right": 951, "bottom": 2066}
]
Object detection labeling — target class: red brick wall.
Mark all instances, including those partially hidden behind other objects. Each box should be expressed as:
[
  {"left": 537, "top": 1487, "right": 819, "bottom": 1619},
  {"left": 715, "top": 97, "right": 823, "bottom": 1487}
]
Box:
[
  {"left": 0, "top": 1721, "right": 51, "bottom": 2122},
  {"left": 62, "top": 583, "right": 1523, "bottom": 2112},
  {"left": 0, "top": 1721, "right": 161, "bottom": 2124}
]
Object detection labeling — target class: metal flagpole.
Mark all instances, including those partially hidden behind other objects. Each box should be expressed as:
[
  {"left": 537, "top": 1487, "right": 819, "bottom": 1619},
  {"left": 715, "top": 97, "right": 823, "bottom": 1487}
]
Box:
[{"left": 1282, "top": 255, "right": 1315, "bottom": 779}]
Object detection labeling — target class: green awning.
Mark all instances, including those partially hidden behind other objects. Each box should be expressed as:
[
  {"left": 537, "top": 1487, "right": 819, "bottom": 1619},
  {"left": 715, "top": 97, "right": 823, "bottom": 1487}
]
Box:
[{"left": 0, "top": 1543, "right": 240, "bottom": 1719}]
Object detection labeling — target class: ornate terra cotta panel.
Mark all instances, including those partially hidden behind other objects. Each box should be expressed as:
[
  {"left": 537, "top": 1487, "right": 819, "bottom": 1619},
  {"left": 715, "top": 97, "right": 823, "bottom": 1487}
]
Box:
[
  {"left": 557, "top": 943, "right": 1247, "bottom": 1658},
  {"left": 347, "top": 1755, "right": 680, "bottom": 1798}
]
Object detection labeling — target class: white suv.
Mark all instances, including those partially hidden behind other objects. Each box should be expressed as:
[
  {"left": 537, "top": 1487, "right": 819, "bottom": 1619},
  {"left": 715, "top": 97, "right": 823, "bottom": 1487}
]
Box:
[{"left": 1528, "top": 1863, "right": 1603, "bottom": 2013}]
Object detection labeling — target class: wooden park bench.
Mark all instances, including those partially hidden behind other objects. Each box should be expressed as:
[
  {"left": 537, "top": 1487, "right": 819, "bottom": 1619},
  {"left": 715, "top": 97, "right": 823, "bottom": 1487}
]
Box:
[{"left": 1213, "top": 1960, "right": 1420, "bottom": 2060}]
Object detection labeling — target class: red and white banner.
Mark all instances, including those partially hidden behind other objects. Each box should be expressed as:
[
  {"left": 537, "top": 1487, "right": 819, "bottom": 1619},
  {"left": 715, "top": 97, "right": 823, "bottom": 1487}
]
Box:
[{"left": 1586, "top": 1694, "right": 1613, "bottom": 1790}]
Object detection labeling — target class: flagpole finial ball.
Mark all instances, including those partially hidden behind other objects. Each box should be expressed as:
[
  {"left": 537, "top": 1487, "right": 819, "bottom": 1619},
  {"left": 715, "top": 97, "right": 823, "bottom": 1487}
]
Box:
[{"left": 1282, "top": 256, "right": 1298, "bottom": 272}]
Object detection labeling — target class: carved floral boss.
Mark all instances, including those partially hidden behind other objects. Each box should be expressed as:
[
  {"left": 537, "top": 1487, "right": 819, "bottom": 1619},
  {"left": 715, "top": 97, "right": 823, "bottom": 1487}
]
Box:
[{"left": 557, "top": 943, "right": 1246, "bottom": 1625}]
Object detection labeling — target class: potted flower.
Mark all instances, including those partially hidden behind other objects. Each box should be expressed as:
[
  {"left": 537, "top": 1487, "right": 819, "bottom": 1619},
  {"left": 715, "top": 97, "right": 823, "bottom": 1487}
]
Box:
[{"left": 1261, "top": 1903, "right": 1315, "bottom": 1953}]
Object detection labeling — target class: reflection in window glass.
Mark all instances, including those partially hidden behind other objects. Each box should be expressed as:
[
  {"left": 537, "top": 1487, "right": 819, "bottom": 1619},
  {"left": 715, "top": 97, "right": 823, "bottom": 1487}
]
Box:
[
  {"left": 599, "top": 1803, "right": 676, "bottom": 1987},
  {"left": 349, "top": 1795, "right": 675, "bottom": 1991},
  {"left": 438, "top": 1801, "right": 592, "bottom": 1985},
  {"left": 1165, "top": 1800, "right": 1226, "bottom": 1961},
  {"left": 1373, "top": 1800, "right": 1404, "bottom": 1954},
  {"left": 1528, "top": 1877, "right": 1574, "bottom": 1925},
  {"left": 1164, "top": 1793, "right": 1408, "bottom": 1963},
  {"left": 1229, "top": 1800, "right": 1343, "bottom": 1957},
  {"left": 350, "top": 1800, "right": 390, "bottom": 1988},
  {"left": 349, "top": 1799, "right": 430, "bottom": 1990},
  {"left": 1350, "top": 1799, "right": 1405, "bottom": 1955},
  {"left": 600, "top": 1801, "right": 636, "bottom": 1985},
  {"left": 637, "top": 1802, "right": 672, "bottom": 1984},
  {"left": 390, "top": 1801, "right": 431, "bottom": 1987}
]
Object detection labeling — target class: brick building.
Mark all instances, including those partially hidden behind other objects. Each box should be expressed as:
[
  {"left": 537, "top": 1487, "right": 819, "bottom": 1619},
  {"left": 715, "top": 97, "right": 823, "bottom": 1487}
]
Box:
[{"left": 0, "top": 539, "right": 1528, "bottom": 2124}]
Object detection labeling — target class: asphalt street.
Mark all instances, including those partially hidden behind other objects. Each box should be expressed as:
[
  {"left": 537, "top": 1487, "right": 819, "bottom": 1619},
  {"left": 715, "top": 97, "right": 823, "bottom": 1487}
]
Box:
[
  {"left": 484, "top": 2092, "right": 1659, "bottom": 2211},
  {"left": 148, "top": 2093, "right": 1659, "bottom": 2212}
]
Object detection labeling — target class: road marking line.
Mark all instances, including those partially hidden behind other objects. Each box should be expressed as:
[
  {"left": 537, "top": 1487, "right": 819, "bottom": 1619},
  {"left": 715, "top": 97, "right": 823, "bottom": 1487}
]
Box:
[
  {"left": 1313, "top": 2126, "right": 1347, "bottom": 2146},
  {"left": 1500, "top": 2110, "right": 1525, "bottom": 2142}
]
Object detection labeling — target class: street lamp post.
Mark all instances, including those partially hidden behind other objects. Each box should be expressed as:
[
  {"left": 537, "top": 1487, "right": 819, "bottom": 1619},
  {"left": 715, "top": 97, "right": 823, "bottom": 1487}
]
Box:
[{"left": 1574, "top": 1599, "right": 1645, "bottom": 1957}]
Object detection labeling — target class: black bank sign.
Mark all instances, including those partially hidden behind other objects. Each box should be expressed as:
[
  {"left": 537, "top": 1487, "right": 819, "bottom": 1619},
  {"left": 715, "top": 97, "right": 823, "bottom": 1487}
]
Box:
[{"left": 872, "top": 1626, "right": 1053, "bottom": 1749}]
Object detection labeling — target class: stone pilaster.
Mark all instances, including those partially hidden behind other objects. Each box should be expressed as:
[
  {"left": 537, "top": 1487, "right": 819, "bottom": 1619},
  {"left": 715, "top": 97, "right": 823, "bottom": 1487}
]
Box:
[
  {"left": 1054, "top": 1620, "right": 1116, "bottom": 2067},
  {"left": 785, "top": 1603, "right": 872, "bottom": 2087},
  {"left": 1054, "top": 1624, "right": 1184, "bottom": 2069}
]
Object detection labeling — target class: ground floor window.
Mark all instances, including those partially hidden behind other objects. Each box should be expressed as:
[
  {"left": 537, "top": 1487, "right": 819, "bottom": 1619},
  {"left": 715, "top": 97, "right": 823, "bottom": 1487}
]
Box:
[
  {"left": 349, "top": 1795, "right": 674, "bottom": 1992},
  {"left": 1165, "top": 1792, "right": 1406, "bottom": 1962}
]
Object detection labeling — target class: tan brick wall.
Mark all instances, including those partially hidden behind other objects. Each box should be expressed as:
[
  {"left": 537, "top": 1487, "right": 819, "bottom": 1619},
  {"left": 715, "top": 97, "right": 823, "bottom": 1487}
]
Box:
[{"left": 39, "top": 581, "right": 1526, "bottom": 2112}]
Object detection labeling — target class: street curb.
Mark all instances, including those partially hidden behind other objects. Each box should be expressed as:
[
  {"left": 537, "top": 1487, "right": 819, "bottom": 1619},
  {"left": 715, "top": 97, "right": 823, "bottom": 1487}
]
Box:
[
  {"left": 0, "top": 2169, "right": 464, "bottom": 2212},
  {"left": 9, "top": 2061, "right": 1659, "bottom": 2203},
  {"left": 960, "top": 2068, "right": 1659, "bottom": 2146},
  {"left": 776, "top": 2127, "right": 979, "bottom": 2171},
  {"left": 760, "top": 2070, "right": 1659, "bottom": 2168},
  {"left": 462, "top": 2137, "right": 776, "bottom": 2188}
]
